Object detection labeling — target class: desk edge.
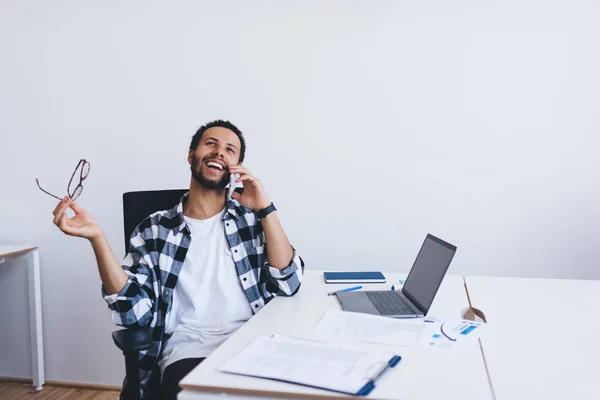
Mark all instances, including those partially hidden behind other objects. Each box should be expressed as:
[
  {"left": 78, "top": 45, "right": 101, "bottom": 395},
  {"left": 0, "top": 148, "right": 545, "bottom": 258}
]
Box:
[
  {"left": 179, "top": 384, "right": 373, "bottom": 400},
  {"left": 0, "top": 246, "right": 38, "bottom": 259}
]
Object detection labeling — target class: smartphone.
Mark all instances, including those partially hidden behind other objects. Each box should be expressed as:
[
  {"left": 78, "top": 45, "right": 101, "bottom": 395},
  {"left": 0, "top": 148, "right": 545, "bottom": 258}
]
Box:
[{"left": 228, "top": 173, "right": 240, "bottom": 197}]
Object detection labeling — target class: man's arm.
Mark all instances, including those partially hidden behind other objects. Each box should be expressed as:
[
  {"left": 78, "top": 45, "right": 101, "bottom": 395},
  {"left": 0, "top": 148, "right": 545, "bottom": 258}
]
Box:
[
  {"left": 101, "top": 232, "right": 156, "bottom": 329},
  {"left": 256, "top": 208, "right": 303, "bottom": 296},
  {"left": 54, "top": 198, "right": 127, "bottom": 293},
  {"left": 228, "top": 165, "right": 304, "bottom": 295},
  {"left": 90, "top": 233, "right": 128, "bottom": 294},
  {"left": 54, "top": 197, "right": 155, "bottom": 327},
  {"left": 228, "top": 165, "right": 296, "bottom": 269},
  {"left": 260, "top": 211, "right": 294, "bottom": 270}
]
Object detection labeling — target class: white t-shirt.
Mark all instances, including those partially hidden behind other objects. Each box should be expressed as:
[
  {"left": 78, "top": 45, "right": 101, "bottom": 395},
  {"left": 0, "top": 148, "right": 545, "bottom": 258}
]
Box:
[{"left": 158, "top": 208, "right": 253, "bottom": 376}]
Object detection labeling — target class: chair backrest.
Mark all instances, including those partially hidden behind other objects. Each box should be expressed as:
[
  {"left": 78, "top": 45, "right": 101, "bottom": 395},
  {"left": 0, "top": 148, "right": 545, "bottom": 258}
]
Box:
[{"left": 122, "top": 189, "right": 188, "bottom": 253}]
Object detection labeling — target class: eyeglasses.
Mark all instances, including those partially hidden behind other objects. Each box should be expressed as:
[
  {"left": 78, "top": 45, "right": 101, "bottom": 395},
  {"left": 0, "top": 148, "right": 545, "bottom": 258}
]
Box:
[{"left": 36, "top": 159, "right": 90, "bottom": 201}]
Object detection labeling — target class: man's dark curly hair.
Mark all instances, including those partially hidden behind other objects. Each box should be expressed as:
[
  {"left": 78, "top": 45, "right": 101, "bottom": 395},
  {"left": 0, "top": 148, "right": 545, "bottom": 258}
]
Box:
[{"left": 189, "top": 120, "right": 246, "bottom": 163}]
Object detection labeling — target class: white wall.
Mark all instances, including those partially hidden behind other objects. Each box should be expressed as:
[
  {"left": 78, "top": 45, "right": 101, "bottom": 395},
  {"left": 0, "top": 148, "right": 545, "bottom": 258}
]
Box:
[{"left": 1, "top": 0, "right": 598, "bottom": 386}]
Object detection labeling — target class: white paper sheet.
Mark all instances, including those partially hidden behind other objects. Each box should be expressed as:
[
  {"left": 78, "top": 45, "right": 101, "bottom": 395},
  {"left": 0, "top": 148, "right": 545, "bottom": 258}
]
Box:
[
  {"left": 426, "top": 318, "right": 487, "bottom": 350},
  {"left": 314, "top": 310, "right": 438, "bottom": 347},
  {"left": 218, "top": 335, "right": 397, "bottom": 395}
]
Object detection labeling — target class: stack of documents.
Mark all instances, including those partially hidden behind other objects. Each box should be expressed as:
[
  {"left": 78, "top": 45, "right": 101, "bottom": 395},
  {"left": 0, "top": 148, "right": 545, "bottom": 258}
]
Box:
[
  {"left": 314, "top": 310, "right": 486, "bottom": 350},
  {"left": 315, "top": 310, "right": 438, "bottom": 347},
  {"left": 218, "top": 311, "right": 486, "bottom": 395},
  {"left": 218, "top": 335, "right": 400, "bottom": 396}
]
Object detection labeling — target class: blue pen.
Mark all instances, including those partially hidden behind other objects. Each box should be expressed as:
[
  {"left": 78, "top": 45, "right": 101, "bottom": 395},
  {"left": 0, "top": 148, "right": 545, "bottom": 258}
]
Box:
[{"left": 327, "top": 285, "right": 363, "bottom": 296}]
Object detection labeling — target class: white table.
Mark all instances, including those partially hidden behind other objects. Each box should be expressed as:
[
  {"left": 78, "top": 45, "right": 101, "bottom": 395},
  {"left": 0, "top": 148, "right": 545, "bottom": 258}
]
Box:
[
  {"left": 0, "top": 245, "right": 45, "bottom": 391},
  {"left": 180, "top": 270, "right": 493, "bottom": 400},
  {"left": 465, "top": 276, "right": 600, "bottom": 400}
]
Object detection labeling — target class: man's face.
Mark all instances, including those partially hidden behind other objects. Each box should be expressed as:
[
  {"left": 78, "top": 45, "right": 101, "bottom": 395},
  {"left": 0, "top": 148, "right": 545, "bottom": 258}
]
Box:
[{"left": 189, "top": 127, "right": 242, "bottom": 190}]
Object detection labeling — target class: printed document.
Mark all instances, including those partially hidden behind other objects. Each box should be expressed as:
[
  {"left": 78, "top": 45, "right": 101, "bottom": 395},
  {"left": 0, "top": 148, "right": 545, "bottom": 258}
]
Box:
[
  {"left": 315, "top": 310, "right": 437, "bottom": 347},
  {"left": 218, "top": 334, "right": 397, "bottom": 395}
]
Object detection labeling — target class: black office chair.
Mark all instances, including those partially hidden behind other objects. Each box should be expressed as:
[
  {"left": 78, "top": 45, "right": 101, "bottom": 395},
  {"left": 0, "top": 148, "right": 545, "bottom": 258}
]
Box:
[{"left": 111, "top": 189, "right": 188, "bottom": 400}]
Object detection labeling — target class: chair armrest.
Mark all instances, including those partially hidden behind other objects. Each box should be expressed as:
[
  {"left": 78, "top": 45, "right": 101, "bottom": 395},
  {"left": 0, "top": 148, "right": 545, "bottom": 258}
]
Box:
[{"left": 112, "top": 328, "right": 153, "bottom": 353}]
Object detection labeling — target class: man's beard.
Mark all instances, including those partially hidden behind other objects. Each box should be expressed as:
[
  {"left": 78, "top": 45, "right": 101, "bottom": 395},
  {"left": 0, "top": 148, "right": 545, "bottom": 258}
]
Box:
[{"left": 190, "top": 154, "right": 230, "bottom": 190}]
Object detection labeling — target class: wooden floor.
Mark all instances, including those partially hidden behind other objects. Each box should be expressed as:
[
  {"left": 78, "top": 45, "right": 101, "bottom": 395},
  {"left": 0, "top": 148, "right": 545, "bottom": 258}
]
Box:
[{"left": 0, "top": 382, "right": 120, "bottom": 399}]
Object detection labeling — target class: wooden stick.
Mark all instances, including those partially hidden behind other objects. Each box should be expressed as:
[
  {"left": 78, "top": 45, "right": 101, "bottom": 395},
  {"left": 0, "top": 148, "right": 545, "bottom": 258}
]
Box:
[{"left": 463, "top": 276, "right": 473, "bottom": 308}]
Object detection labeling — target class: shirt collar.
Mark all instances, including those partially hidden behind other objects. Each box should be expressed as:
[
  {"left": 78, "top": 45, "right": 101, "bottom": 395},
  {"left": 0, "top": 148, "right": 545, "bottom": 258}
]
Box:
[
  {"left": 173, "top": 192, "right": 189, "bottom": 235},
  {"left": 172, "top": 191, "right": 242, "bottom": 235}
]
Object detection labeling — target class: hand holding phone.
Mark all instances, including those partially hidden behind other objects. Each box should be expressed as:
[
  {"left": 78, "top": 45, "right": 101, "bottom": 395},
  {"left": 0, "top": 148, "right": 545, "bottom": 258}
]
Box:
[{"left": 228, "top": 172, "right": 240, "bottom": 197}]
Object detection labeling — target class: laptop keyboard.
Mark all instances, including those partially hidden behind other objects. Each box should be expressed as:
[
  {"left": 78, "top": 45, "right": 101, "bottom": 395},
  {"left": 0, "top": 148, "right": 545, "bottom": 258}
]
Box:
[{"left": 366, "top": 291, "right": 416, "bottom": 315}]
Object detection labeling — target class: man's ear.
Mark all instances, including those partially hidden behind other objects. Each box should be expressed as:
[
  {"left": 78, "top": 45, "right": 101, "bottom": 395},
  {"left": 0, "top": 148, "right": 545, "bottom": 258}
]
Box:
[{"left": 187, "top": 151, "right": 194, "bottom": 165}]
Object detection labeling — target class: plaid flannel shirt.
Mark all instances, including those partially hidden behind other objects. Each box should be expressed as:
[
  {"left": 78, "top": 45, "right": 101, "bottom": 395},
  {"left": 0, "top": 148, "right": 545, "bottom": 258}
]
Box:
[{"left": 102, "top": 192, "right": 304, "bottom": 399}]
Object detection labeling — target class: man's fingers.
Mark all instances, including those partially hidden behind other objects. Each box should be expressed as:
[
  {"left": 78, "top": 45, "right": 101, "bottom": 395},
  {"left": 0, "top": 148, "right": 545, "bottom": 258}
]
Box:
[
  {"left": 229, "top": 166, "right": 251, "bottom": 175},
  {"left": 230, "top": 168, "right": 250, "bottom": 175},
  {"left": 68, "top": 200, "right": 84, "bottom": 215},
  {"left": 57, "top": 212, "right": 74, "bottom": 235},
  {"left": 236, "top": 175, "right": 258, "bottom": 183},
  {"left": 53, "top": 199, "right": 74, "bottom": 225},
  {"left": 52, "top": 197, "right": 69, "bottom": 216},
  {"left": 53, "top": 206, "right": 66, "bottom": 226},
  {"left": 52, "top": 200, "right": 63, "bottom": 216}
]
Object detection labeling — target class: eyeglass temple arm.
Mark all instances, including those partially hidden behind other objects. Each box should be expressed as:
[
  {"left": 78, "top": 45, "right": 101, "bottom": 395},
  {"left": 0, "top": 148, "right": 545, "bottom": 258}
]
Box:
[{"left": 36, "top": 179, "right": 63, "bottom": 200}]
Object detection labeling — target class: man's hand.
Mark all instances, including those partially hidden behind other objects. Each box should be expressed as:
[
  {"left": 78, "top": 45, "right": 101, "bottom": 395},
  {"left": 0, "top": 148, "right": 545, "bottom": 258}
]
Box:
[
  {"left": 229, "top": 165, "right": 293, "bottom": 269},
  {"left": 53, "top": 197, "right": 102, "bottom": 241},
  {"left": 52, "top": 197, "right": 127, "bottom": 294},
  {"left": 229, "top": 165, "right": 271, "bottom": 211}
]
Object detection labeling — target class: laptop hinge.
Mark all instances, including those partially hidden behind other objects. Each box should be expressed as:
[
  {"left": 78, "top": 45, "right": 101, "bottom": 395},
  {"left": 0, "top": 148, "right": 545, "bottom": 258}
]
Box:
[{"left": 400, "top": 288, "right": 426, "bottom": 315}]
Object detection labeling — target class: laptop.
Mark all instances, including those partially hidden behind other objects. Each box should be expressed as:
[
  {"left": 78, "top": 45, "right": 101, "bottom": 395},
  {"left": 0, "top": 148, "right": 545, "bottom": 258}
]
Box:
[{"left": 336, "top": 234, "right": 457, "bottom": 318}]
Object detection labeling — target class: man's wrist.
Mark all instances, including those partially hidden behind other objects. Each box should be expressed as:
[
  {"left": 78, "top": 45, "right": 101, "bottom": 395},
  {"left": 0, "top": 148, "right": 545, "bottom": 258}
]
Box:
[
  {"left": 256, "top": 201, "right": 272, "bottom": 211},
  {"left": 89, "top": 232, "right": 107, "bottom": 247},
  {"left": 256, "top": 202, "right": 277, "bottom": 219}
]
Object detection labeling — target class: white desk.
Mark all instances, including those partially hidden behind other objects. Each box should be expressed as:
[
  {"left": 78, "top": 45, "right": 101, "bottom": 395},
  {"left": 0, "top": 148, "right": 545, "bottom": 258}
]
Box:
[
  {"left": 0, "top": 245, "right": 45, "bottom": 391},
  {"left": 180, "top": 270, "right": 493, "bottom": 400},
  {"left": 465, "top": 276, "right": 600, "bottom": 400}
]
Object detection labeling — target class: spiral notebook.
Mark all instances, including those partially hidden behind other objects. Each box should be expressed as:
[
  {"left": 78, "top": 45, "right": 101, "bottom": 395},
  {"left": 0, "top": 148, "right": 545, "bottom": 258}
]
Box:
[{"left": 218, "top": 335, "right": 401, "bottom": 396}]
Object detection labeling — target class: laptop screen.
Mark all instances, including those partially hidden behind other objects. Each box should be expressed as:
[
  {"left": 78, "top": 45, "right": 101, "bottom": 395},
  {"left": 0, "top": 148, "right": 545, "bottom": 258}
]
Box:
[{"left": 402, "top": 234, "right": 457, "bottom": 314}]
